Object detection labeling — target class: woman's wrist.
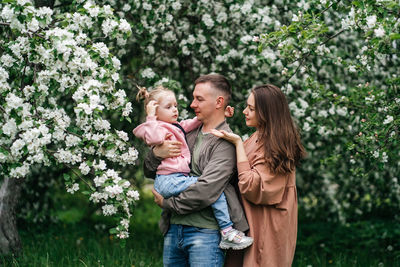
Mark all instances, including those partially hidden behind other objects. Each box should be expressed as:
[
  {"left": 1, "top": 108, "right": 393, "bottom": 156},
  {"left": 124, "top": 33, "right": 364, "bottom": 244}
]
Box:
[{"left": 235, "top": 138, "right": 243, "bottom": 147}]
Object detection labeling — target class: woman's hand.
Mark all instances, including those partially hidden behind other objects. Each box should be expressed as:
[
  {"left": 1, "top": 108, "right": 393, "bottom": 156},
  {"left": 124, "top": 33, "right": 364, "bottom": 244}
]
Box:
[
  {"left": 210, "top": 129, "right": 242, "bottom": 146},
  {"left": 211, "top": 129, "right": 248, "bottom": 163},
  {"left": 146, "top": 100, "right": 158, "bottom": 116},
  {"left": 152, "top": 187, "right": 164, "bottom": 208},
  {"left": 153, "top": 134, "right": 182, "bottom": 158}
]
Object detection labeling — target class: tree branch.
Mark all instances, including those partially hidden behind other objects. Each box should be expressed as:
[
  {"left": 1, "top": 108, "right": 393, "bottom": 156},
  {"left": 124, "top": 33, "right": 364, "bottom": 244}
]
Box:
[
  {"left": 320, "top": 29, "right": 346, "bottom": 46},
  {"left": 67, "top": 164, "right": 95, "bottom": 191}
]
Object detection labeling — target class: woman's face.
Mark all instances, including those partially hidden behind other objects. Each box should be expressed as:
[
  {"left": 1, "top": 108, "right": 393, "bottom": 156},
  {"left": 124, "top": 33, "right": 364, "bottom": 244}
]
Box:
[{"left": 243, "top": 93, "right": 258, "bottom": 128}]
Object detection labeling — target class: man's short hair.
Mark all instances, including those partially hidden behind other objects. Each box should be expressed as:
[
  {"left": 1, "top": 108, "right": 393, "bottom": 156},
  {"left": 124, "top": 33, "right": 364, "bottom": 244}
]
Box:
[{"left": 195, "top": 74, "right": 232, "bottom": 105}]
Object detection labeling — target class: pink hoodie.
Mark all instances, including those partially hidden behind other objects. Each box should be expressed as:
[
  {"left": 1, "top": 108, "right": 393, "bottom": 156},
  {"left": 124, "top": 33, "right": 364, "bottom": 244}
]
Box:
[{"left": 133, "top": 116, "right": 202, "bottom": 175}]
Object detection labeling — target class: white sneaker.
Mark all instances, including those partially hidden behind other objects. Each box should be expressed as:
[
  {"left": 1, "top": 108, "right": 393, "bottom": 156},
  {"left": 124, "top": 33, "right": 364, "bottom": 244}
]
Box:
[{"left": 219, "top": 228, "right": 253, "bottom": 250}]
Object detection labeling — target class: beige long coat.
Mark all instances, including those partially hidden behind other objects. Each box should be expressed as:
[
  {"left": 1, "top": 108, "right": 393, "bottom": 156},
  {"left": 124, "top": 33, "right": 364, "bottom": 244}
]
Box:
[{"left": 237, "top": 132, "right": 298, "bottom": 267}]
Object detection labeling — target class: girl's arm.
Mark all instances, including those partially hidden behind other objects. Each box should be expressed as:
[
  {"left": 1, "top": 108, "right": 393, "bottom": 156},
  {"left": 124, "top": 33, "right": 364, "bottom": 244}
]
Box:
[
  {"left": 179, "top": 117, "right": 202, "bottom": 132},
  {"left": 132, "top": 116, "right": 168, "bottom": 146}
]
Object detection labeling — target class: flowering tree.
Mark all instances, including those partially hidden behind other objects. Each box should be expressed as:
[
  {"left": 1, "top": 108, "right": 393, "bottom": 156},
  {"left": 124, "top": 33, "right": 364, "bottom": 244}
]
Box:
[
  {"left": 1, "top": 0, "right": 399, "bottom": 255},
  {"left": 0, "top": 0, "right": 139, "bottom": 253},
  {"left": 113, "top": 0, "right": 399, "bottom": 223},
  {"left": 256, "top": 0, "right": 400, "bottom": 222}
]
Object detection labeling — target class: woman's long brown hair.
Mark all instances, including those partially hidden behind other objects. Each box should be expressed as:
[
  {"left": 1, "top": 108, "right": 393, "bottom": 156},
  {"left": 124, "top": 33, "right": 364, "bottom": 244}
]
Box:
[{"left": 252, "top": 84, "right": 306, "bottom": 174}]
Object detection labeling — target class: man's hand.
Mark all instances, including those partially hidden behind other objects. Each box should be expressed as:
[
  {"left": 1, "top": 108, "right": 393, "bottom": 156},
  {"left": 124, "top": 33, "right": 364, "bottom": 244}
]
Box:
[
  {"left": 225, "top": 105, "right": 234, "bottom": 117},
  {"left": 153, "top": 133, "right": 182, "bottom": 158},
  {"left": 152, "top": 187, "right": 164, "bottom": 207}
]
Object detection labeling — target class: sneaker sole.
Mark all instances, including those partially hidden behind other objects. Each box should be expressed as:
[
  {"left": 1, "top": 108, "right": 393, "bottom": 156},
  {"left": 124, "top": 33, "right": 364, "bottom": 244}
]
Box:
[{"left": 219, "top": 239, "right": 254, "bottom": 250}]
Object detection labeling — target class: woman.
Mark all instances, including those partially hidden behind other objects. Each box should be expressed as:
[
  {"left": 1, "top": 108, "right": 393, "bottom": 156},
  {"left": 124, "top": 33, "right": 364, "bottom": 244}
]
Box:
[{"left": 211, "top": 84, "right": 306, "bottom": 267}]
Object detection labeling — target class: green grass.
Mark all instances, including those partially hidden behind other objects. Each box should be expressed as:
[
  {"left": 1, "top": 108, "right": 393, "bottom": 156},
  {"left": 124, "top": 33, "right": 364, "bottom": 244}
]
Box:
[
  {"left": 1, "top": 191, "right": 164, "bottom": 267},
  {"left": 2, "top": 192, "right": 400, "bottom": 266}
]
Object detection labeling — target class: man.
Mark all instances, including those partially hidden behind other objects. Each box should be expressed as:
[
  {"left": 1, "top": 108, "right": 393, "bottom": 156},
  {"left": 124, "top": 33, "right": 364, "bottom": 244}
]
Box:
[{"left": 144, "top": 74, "right": 249, "bottom": 266}]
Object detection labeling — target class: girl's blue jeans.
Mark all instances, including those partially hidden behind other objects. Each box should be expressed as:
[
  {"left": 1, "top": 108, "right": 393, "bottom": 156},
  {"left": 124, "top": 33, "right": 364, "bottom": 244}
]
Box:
[{"left": 154, "top": 173, "right": 233, "bottom": 230}]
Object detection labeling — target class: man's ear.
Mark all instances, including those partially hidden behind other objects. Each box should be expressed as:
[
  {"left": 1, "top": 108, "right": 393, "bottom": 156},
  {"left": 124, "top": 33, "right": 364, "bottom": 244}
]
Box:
[{"left": 216, "top": 96, "right": 225, "bottom": 109}]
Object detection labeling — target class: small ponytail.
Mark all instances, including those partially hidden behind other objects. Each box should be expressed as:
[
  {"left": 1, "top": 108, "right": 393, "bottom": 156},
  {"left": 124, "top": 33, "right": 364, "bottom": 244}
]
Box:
[
  {"left": 135, "top": 85, "right": 173, "bottom": 107},
  {"left": 136, "top": 85, "right": 149, "bottom": 102}
]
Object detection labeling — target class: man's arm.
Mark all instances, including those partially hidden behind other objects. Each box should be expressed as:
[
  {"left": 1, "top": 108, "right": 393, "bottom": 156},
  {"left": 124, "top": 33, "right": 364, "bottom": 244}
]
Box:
[
  {"left": 143, "top": 149, "right": 162, "bottom": 178},
  {"left": 162, "top": 140, "right": 236, "bottom": 214}
]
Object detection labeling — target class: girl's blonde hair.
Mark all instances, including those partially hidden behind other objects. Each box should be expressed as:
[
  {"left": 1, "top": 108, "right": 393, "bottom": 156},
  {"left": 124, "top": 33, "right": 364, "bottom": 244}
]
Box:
[{"left": 135, "top": 85, "right": 174, "bottom": 106}]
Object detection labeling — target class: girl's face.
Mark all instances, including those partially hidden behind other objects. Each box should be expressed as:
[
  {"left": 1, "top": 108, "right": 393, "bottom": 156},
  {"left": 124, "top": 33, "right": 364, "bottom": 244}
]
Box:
[
  {"left": 156, "top": 91, "right": 179, "bottom": 123},
  {"left": 243, "top": 93, "right": 258, "bottom": 128}
]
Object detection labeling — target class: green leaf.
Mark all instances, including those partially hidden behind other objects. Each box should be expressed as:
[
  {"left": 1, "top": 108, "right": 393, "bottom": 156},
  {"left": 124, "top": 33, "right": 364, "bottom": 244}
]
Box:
[
  {"left": 109, "top": 228, "right": 118, "bottom": 234},
  {"left": 119, "top": 239, "right": 126, "bottom": 248},
  {"left": 63, "top": 173, "right": 70, "bottom": 181},
  {"left": 389, "top": 33, "right": 400, "bottom": 40},
  {"left": 107, "top": 143, "right": 116, "bottom": 150},
  {"left": 257, "top": 44, "right": 263, "bottom": 53},
  {"left": 0, "top": 147, "right": 9, "bottom": 155}
]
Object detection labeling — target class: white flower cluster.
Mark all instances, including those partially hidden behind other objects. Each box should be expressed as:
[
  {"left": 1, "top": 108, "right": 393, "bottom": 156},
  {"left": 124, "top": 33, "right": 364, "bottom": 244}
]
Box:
[
  {"left": 91, "top": 0, "right": 399, "bottom": 224},
  {"left": 0, "top": 0, "right": 137, "bottom": 239},
  {"left": 108, "top": 0, "right": 285, "bottom": 87}
]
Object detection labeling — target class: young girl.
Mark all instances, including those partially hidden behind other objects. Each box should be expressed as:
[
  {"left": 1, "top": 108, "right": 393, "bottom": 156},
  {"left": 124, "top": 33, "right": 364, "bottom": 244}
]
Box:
[{"left": 133, "top": 86, "right": 253, "bottom": 250}]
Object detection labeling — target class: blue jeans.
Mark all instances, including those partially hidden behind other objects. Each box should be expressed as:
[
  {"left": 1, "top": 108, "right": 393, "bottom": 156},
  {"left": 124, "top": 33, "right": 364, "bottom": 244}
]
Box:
[
  {"left": 155, "top": 173, "right": 233, "bottom": 230},
  {"left": 163, "top": 224, "right": 224, "bottom": 267}
]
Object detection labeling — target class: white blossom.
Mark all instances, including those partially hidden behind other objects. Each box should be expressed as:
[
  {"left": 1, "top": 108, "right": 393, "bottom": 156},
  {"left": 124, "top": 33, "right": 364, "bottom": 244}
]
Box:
[
  {"left": 27, "top": 18, "right": 39, "bottom": 32},
  {"left": 202, "top": 14, "right": 214, "bottom": 28},
  {"left": 79, "top": 162, "right": 90, "bottom": 175},
  {"left": 374, "top": 27, "right": 385, "bottom": 37},
  {"left": 141, "top": 68, "right": 156, "bottom": 79},
  {"left": 1, "top": 54, "right": 15, "bottom": 67},
  {"left": 382, "top": 152, "right": 388, "bottom": 163},
  {"left": 142, "top": 3, "right": 152, "bottom": 10},
  {"left": 127, "top": 190, "right": 139, "bottom": 201},
  {"left": 366, "top": 15, "right": 377, "bottom": 28},
  {"left": 383, "top": 115, "right": 393, "bottom": 125},
  {"left": 105, "top": 184, "right": 123, "bottom": 198},
  {"left": 67, "top": 183, "right": 79, "bottom": 194},
  {"left": 2, "top": 118, "right": 18, "bottom": 137},
  {"left": 117, "top": 231, "right": 129, "bottom": 239},
  {"left": 119, "top": 19, "right": 131, "bottom": 33},
  {"left": 172, "top": 2, "right": 181, "bottom": 11},
  {"left": 102, "top": 204, "right": 117, "bottom": 216}
]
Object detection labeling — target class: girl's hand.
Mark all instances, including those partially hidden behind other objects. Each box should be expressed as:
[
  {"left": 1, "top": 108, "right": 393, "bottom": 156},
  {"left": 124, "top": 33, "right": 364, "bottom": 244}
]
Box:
[
  {"left": 210, "top": 129, "right": 242, "bottom": 146},
  {"left": 146, "top": 100, "right": 158, "bottom": 116}
]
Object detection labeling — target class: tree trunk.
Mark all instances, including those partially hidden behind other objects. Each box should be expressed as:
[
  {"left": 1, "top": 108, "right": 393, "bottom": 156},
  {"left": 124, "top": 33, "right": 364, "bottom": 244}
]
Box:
[{"left": 0, "top": 178, "right": 22, "bottom": 255}]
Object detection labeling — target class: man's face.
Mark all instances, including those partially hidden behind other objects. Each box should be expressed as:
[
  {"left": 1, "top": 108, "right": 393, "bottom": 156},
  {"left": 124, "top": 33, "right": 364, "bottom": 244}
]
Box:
[{"left": 190, "top": 82, "right": 217, "bottom": 122}]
